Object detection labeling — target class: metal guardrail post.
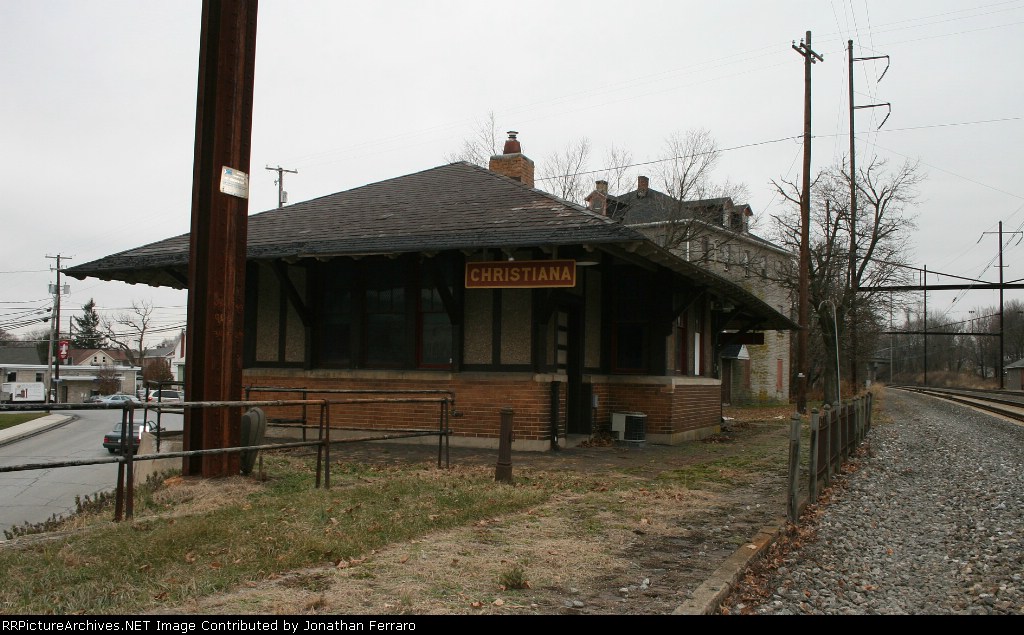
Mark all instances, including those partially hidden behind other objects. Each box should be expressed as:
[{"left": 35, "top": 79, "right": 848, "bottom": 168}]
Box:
[
  {"left": 787, "top": 412, "right": 801, "bottom": 523},
  {"left": 323, "top": 401, "right": 330, "bottom": 489},
  {"left": 125, "top": 407, "right": 136, "bottom": 520}
]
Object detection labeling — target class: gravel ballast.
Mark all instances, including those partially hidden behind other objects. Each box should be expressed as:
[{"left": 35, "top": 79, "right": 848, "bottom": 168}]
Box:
[{"left": 724, "top": 389, "right": 1024, "bottom": 615}]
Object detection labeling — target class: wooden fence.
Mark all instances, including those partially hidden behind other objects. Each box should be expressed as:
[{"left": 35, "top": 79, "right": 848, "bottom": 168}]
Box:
[{"left": 788, "top": 391, "right": 874, "bottom": 522}]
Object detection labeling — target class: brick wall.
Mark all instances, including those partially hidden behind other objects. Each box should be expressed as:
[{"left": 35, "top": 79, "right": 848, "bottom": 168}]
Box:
[{"left": 243, "top": 369, "right": 721, "bottom": 449}]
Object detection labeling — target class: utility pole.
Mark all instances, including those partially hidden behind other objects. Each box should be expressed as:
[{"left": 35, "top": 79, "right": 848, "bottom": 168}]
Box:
[
  {"left": 46, "top": 254, "right": 70, "bottom": 402},
  {"left": 793, "top": 30, "right": 823, "bottom": 414},
  {"left": 982, "top": 221, "right": 1023, "bottom": 389},
  {"left": 923, "top": 265, "right": 928, "bottom": 386},
  {"left": 185, "top": 0, "right": 258, "bottom": 478},
  {"left": 848, "top": 40, "right": 891, "bottom": 393},
  {"left": 265, "top": 165, "right": 297, "bottom": 208}
]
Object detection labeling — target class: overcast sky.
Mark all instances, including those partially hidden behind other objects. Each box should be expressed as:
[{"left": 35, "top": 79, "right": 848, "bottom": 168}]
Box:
[{"left": 2, "top": 0, "right": 1022, "bottom": 346}]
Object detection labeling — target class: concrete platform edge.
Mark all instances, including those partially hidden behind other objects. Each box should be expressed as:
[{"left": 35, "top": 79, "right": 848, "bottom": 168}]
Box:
[{"left": 673, "top": 497, "right": 810, "bottom": 615}]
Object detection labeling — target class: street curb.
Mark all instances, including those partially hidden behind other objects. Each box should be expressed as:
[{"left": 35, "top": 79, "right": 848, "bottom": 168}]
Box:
[{"left": 0, "top": 415, "right": 74, "bottom": 447}]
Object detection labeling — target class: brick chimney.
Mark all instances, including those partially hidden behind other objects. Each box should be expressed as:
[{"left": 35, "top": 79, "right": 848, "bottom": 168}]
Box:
[
  {"left": 637, "top": 175, "right": 649, "bottom": 198},
  {"left": 588, "top": 179, "right": 609, "bottom": 214},
  {"left": 489, "top": 131, "right": 535, "bottom": 188}
]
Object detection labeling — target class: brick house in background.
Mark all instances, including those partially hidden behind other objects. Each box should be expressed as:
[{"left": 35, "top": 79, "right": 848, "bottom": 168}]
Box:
[
  {"left": 587, "top": 176, "right": 795, "bottom": 405},
  {"left": 66, "top": 133, "right": 797, "bottom": 450}
]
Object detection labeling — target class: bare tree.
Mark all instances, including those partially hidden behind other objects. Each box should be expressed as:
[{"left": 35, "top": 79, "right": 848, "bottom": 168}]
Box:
[
  {"left": 102, "top": 300, "right": 155, "bottom": 368},
  {"left": 635, "top": 129, "right": 752, "bottom": 262},
  {"left": 657, "top": 129, "right": 721, "bottom": 201},
  {"left": 143, "top": 357, "right": 173, "bottom": 384},
  {"left": 770, "top": 156, "right": 924, "bottom": 400},
  {"left": 443, "top": 111, "right": 501, "bottom": 167},
  {"left": 537, "top": 137, "right": 592, "bottom": 204},
  {"left": 595, "top": 144, "right": 634, "bottom": 195},
  {"left": 95, "top": 366, "right": 121, "bottom": 396}
]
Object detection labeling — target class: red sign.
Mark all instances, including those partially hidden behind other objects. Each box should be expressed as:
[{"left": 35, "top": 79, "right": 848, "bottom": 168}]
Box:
[
  {"left": 465, "top": 260, "right": 577, "bottom": 289},
  {"left": 58, "top": 340, "right": 70, "bottom": 361}
]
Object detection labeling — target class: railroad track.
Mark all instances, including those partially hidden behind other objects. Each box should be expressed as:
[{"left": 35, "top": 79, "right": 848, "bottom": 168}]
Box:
[{"left": 891, "top": 385, "right": 1024, "bottom": 423}]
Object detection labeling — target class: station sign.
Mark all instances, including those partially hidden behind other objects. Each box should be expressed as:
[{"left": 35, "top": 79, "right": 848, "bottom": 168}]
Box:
[{"left": 465, "top": 260, "right": 577, "bottom": 289}]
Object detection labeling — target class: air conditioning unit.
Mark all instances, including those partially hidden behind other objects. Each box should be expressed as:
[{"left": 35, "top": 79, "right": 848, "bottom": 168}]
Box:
[{"left": 611, "top": 412, "right": 646, "bottom": 445}]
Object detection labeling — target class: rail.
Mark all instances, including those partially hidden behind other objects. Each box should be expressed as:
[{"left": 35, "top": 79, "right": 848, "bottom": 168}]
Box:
[{"left": 890, "top": 385, "right": 1024, "bottom": 423}]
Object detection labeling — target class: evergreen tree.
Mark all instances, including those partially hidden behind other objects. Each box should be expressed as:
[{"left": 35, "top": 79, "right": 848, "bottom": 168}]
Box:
[{"left": 72, "top": 298, "right": 106, "bottom": 349}]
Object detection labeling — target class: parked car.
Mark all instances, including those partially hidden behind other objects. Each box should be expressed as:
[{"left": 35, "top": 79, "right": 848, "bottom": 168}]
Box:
[
  {"left": 96, "top": 394, "right": 143, "bottom": 406},
  {"left": 102, "top": 419, "right": 161, "bottom": 453},
  {"left": 147, "top": 389, "right": 184, "bottom": 403}
]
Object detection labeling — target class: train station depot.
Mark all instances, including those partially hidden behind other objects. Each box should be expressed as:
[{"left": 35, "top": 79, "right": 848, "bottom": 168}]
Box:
[{"left": 66, "top": 135, "right": 797, "bottom": 451}]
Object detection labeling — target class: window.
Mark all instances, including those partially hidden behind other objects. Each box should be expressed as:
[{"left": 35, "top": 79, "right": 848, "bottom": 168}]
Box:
[
  {"left": 694, "top": 310, "right": 705, "bottom": 375},
  {"left": 418, "top": 268, "right": 453, "bottom": 369},
  {"left": 364, "top": 261, "right": 408, "bottom": 368},
  {"left": 317, "top": 262, "right": 354, "bottom": 367},
  {"left": 35, "top": 372, "right": 44, "bottom": 382},
  {"left": 611, "top": 269, "right": 650, "bottom": 373},
  {"left": 675, "top": 313, "right": 688, "bottom": 374},
  {"left": 315, "top": 258, "right": 455, "bottom": 370},
  {"left": 742, "top": 250, "right": 751, "bottom": 277}
]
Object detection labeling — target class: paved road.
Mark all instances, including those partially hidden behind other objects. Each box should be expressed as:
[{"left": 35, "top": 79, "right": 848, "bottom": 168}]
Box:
[{"left": 0, "top": 409, "right": 183, "bottom": 536}]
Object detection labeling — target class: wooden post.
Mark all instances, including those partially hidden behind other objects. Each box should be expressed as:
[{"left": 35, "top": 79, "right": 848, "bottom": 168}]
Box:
[
  {"left": 495, "top": 408, "right": 514, "bottom": 483},
  {"left": 822, "top": 403, "right": 832, "bottom": 488},
  {"left": 809, "top": 408, "right": 819, "bottom": 501},
  {"left": 787, "top": 412, "right": 802, "bottom": 523}
]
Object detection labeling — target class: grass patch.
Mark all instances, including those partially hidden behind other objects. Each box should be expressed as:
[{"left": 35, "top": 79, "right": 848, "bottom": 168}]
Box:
[
  {"left": 497, "top": 562, "right": 529, "bottom": 590},
  {"left": 0, "top": 452, "right": 551, "bottom": 614},
  {"left": 0, "top": 412, "right": 46, "bottom": 430}
]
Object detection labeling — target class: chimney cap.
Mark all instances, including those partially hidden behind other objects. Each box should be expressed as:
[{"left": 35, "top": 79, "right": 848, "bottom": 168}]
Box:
[{"left": 502, "top": 131, "right": 522, "bottom": 154}]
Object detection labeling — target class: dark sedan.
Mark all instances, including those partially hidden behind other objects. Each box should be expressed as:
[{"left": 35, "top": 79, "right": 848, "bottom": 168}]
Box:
[{"left": 102, "top": 420, "right": 161, "bottom": 453}]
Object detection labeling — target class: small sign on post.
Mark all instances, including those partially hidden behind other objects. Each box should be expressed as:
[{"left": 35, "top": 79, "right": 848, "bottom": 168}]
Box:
[
  {"left": 58, "top": 340, "right": 70, "bottom": 361},
  {"left": 219, "top": 166, "right": 250, "bottom": 199}
]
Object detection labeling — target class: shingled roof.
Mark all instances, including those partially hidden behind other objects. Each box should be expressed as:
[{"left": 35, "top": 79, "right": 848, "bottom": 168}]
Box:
[
  {"left": 65, "top": 162, "right": 646, "bottom": 289},
  {"left": 65, "top": 161, "right": 799, "bottom": 331}
]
